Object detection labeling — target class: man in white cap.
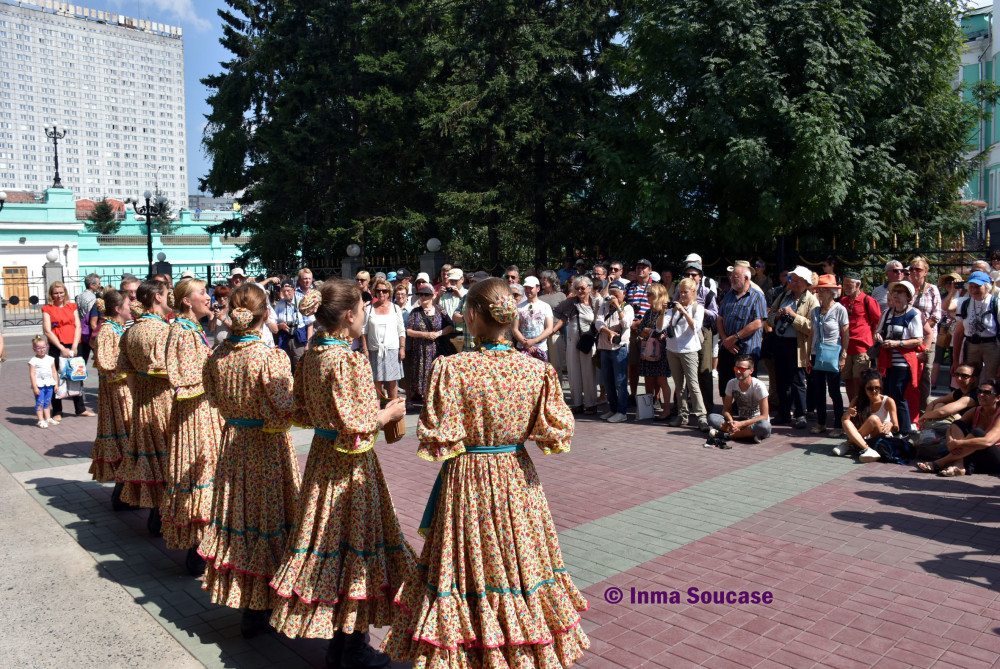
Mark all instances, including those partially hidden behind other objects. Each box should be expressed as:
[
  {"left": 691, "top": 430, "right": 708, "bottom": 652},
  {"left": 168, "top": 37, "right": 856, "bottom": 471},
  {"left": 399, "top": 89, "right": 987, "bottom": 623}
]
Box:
[
  {"left": 436, "top": 268, "right": 466, "bottom": 350},
  {"left": 872, "top": 259, "right": 905, "bottom": 312},
  {"left": 180, "top": 270, "right": 196, "bottom": 280},
  {"left": 765, "top": 265, "right": 818, "bottom": 428},
  {"left": 952, "top": 270, "right": 1000, "bottom": 384},
  {"left": 514, "top": 276, "right": 555, "bottom": 363},
  {"left": 227, "top": 267, "right": 247, "bottom": 289},
  {"left": 684, "top": 253, "right": 718, "bottom": 295}
]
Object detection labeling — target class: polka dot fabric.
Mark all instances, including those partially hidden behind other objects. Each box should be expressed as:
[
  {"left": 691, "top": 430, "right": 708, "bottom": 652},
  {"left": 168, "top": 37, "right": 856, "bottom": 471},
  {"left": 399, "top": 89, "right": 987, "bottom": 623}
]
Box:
[{"left": 381, "top": 348, "right": 590, "bottom": 668}]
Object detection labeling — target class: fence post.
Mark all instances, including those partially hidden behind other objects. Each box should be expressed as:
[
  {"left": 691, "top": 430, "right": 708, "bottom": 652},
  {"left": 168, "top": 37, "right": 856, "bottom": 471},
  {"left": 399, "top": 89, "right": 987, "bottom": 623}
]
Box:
[{"left": 43, "top": 248, "right": 64, "bottom": 296}]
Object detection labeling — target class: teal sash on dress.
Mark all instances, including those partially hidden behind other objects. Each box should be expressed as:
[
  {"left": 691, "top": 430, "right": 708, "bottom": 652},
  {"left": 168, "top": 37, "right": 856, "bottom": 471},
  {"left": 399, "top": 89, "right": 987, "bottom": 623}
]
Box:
[
  {"left": 314, "top": 427, "right": 340, "bottom": 440},
  {"left": 226, "top": 418, "right": 264, "bottom": 428},
  {"left": 418, "top": 444, "right": 524, "bottom": 535},
  {"left": 317, "top": 337, "right": 351, "bottom": 348},
  {"left": 227, "top": 334, "right": 261, "bottom": 343}
]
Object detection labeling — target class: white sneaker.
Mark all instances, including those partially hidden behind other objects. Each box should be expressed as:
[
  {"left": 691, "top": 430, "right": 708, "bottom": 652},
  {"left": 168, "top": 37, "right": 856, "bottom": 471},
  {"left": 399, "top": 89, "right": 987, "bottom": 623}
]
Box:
[
  {"left": 859, "top": 448, "right": 881, "bottom": 463},
  {"left": 37, "top": 420, "right": 48, "bottom": 429},
  {"left": 47, "top": 418, "right": 58, "bottom": 425},
  {"left": 712, "top": 369, "right": 719, "bottom": 379},
  {"left": 707, "top": 428, "right": 718, "bottom": 438},
  {"left": 831, "top": 443, "right": 852, "bottom": 457},
  {"left": 607, "top": 413, "right": 628, "bottom": 423},
  {"left": 599, "top": 411, "right": 615, "bottom": 421}
]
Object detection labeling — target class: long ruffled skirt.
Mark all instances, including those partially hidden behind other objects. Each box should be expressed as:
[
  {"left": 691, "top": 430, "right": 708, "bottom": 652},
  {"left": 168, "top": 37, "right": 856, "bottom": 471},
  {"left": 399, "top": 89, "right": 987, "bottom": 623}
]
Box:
[
  {"left": 161, "top": 394, "right": 223, "bottom": 550},
  {"left": 269, "top": 440, "right": 417, "bottom": 638},
  {"left": 198, "top": 425, "right": 301, "bottom": 611},
  {"left": 89, "top": 376, "right": 132, "bottom": 482},
  {"left": 382, "top": 449, "right": 589, "bottom": 668},
  {"left": 117, "top": 375, "right": 172, "bottom": 508}
]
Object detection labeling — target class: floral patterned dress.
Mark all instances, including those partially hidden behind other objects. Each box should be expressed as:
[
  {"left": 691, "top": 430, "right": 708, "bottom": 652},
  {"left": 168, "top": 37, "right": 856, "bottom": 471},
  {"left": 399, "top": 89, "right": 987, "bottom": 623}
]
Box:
[
  {"left": 116, "top": 314, "right": 172, "bottom": 508},
  {"left": 199, "top": 335, "right": 301, "bottom": 611},
  {"left": 382, "top": 345, "right": 589, "bottom": 668},
  {"left": 162, "top": 318, "right": 224, "bottom": 550},
  {"left": 89, "top": 320, "right": 132, "bottom": 482},
  {"left": 406, "top": 306, "right": 453, "bottom": 399},
  {"left": 269, "top": 337, "right": 416, "bottom": 638}
]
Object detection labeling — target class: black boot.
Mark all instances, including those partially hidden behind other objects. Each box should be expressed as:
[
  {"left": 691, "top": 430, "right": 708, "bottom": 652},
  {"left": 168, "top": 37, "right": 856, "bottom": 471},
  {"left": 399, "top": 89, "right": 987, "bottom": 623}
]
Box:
[
  {"left": 325, "top": 632, "right": 347, "bottom": 669},
  {"left": 340, "top": 631, "right": 389, "bottom": 669},
  {"left": 146, "top": 508, "right": 162, "bottom": 537},
  {"left": 111, "top": 482, "right": 140, "bottom": 512},
  {"left": 240, "top": 608, "right": 274, "bottom": 639},
  {"left": 185, "top": 547, "right": 206, "bottom": 577}
]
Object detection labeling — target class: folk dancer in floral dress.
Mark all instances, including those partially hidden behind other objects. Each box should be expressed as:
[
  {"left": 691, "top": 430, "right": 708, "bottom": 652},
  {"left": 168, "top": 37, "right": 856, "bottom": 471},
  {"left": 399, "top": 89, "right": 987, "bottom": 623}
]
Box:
[
  {"left": 163, "top": 278, "right": 224, "bottom": 576},
  {"left": 116, "top": 279, "right": 173, "bottom": 536},
  {"left": 270, "top": 281, "right": 413, "bottom": 669},
  {"left": 89, "top": 289, "right": 135, "bottom": 511},
  {"left": 199, "top": 283, "right": 302, "bottom": 639},
  {"left": 383, "top": 277, "right": 590, "bottom": 668}
]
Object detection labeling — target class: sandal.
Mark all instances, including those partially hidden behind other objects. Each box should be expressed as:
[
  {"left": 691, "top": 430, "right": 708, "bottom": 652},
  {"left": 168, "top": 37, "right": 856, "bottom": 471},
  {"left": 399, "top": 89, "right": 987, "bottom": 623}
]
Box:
[
  {"left": 916, "top": 461, "right": 941, "bottom": 473},
  {"left": 78, "top": 410, "right": 97, "bottom": 417},
  {"left": 939, "top": 466, "right": 966, "bottom": 477}
]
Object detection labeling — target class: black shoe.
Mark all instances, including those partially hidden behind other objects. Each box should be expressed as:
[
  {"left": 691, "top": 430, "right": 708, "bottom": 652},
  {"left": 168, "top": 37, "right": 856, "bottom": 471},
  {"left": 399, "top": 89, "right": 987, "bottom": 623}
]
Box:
[
  {"left": 147, "top": 508, "right": 162, "bottom": 537},
  {"left": 326, "top": 632, "right": 347, "bottom": 669},
  {"left": 793, "top": 416, "right": 808, "bottom": 429},
  {"left": 111, "top": 482, "right": 140, "bottom": 512},
  {"left": 340, "top": 631, "right": 389, "bottom": 669},
  {"left": 240, "top": 608, "right": 274, "bottom": 639},
  {"left": 185, "top": 547, "right": 206, "bottom": 577}
]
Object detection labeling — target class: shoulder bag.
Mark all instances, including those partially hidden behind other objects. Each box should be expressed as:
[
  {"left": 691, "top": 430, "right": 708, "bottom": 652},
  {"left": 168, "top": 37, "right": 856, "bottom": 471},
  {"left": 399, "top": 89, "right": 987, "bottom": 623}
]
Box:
[
  {"left": 574, "top": 303, "right": 597, "bottom": 353},
  {"left": 812, "top": 308, "right": 841, "bottom": 373}
]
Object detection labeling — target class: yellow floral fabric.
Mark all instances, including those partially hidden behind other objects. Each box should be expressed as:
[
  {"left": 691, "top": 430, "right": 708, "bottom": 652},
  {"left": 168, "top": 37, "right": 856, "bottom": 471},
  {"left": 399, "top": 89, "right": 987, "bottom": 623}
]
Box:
[
  {"left": 89, "top": 321, "right": 132, "bottom": 482},
  {"left": 115, "top": 315, "right": 172, "bottom": 508},
  {"left": 198, "top": 339, "right": 300, "bottom": 611},
  {"left": 270, "top": 341, "right": 417, "bottom": 638},
  {"left": 161, "top": 320, "right": 223, "bottom": 550},
  {"left": 382, "top": 348, "right": 589, "bottom": 668}
]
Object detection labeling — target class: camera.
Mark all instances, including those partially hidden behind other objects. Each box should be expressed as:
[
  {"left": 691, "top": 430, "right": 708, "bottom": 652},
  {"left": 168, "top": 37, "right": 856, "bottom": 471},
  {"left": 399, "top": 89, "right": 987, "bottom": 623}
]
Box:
[
  {"left": 779, "top": 313, "right": 795, "bottom": 325},
  {"left": 955, "top": 281, "right": 965, "bottom": 290},
  {"left": 445, "top": 287, "right": 455, "bottom": 293}
]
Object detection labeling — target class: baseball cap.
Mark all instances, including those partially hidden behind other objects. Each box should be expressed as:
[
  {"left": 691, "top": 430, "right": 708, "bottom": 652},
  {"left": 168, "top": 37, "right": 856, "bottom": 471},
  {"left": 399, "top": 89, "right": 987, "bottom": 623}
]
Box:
[
  {"left": 395, "top": 268, "right": 411, "bottom": 279},
  {"left": 523, "top": 276, "right": 540, "bottom": 288},
  {"left": 180, "top": 270, "right": 195, "bottom": 279},
  {"left": 636, "top": 258, "right": 652, "bottom": 267},
  {"left": 683, "top": 253, "right": 702, "bottom": 264},
  {"left": 415, "top": 272, "right": 431, "bottom": 284},
  {"left": 374, "top": 272, "right": 387, "bottom": 280},
  {"left": 387, "top": 271, "right": 397, "bottom": 281},
  {"left": 968, "top": 270, "right": 992, "bottom": 286},
  {"left": 608, "top": 280, "right": 627, "bottom": 291},
  {"left": 280, "top": 279, "right": 295, "bottom": 288},
  {"left": 228, "top": 267, "right": 246, "bottom": 279},
  {"left": 416, "top": 284, "right": 434, "bottom": 295},
  {"left": 472, "top": 271, "right": 490, "bottom": 282},
  {"left": 650, "top": 271, "right": 661, "bottom": 282},
  {"left": 447, "top": 268, "right": 464, "bottom": 280},
  {"left": 575, "top": 259, "right": 586, "bottom": 266},
  {"left": 684, "top": 262, "right": 703, "bottom": 274}
]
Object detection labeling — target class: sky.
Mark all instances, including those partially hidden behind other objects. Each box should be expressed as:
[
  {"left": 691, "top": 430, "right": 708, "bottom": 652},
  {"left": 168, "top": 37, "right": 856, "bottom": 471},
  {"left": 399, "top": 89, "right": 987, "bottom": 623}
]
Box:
[{"left": 104, "top": 0, "right": 232, "bottom": 196}]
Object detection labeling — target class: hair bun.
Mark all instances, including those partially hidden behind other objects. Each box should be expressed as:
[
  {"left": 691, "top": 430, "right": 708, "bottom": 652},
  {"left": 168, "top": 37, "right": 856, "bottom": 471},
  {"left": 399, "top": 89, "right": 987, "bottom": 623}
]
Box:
[
  {"left": 298, "top": 289, "right": 321, "bottom": 317},
  {"left": 130, "top": 302, "right": 145, "bottom": 318},
  {"left": 489, "top": 293, "right": 519, "bottom": 325},
  {"left": 166, "top": 289, "right": 176, "bottom": 309},
  {"left": 230, "top": 307, "right": 255, "bottom": 332},
  {"left": 94, "top": 298, "right": 106, "bottom": 316}
]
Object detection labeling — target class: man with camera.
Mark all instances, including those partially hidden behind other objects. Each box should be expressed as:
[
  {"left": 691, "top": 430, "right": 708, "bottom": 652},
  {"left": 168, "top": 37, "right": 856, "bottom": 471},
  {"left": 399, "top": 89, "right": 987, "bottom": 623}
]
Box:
[
  {"left": 765, "top": 265, "right": 817, "bottom": 428},
  {"left": 951, "top": 270, "right": 1000, "bottom": 385},
  {"left": 677, "top": 261, "right": 719, "bottom": 415},
  {"left": 436, "top": 267, "right": 467, "bottom": 352},
  {"left": 275, "top": 278, "right": 314, "bottom": 370},
  {"left": 595, "top": 280, "right": 634, "bottom": 423}
]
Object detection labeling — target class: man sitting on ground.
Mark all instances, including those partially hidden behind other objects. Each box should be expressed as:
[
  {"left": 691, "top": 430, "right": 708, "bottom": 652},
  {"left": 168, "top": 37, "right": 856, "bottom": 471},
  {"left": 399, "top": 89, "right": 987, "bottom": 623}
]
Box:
[
  {"left": 919, "top": 363, "right": 978, "bottom": 428},
  {"left": 706, "top": 354, "right": 772, "bottom": 445}
]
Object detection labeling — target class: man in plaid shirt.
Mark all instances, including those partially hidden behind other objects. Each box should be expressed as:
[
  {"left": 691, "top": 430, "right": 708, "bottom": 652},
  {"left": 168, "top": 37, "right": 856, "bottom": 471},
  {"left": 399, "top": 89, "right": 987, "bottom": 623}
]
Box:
[
  {"left": 626, "top": 259, "right": 654, "bottom": 401},
  {"left": 907, "top": 256, "right": 942, "bottom": 413}
]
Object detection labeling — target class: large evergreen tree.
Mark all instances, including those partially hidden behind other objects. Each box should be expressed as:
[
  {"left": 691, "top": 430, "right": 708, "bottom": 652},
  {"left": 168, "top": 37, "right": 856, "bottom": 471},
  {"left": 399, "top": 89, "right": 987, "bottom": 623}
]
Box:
[
  {"left": 85, "top": 197, "right": 119, "bottom": 234},
  {"left": 622, "top": 0, "right": 997, "bottom": 255}
]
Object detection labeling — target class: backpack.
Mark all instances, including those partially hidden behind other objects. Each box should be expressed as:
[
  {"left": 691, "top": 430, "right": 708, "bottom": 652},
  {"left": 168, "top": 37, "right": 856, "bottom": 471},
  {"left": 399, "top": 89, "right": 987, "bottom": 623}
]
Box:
[
  {"left": 866, "top": 435, "right": 915, "bottom": 465},
  {"left": 641, "top": 334, "right": 662, "bottom": 362},
  {"left": 959, "top": 294, "right": 1000, "bottom": 325}
]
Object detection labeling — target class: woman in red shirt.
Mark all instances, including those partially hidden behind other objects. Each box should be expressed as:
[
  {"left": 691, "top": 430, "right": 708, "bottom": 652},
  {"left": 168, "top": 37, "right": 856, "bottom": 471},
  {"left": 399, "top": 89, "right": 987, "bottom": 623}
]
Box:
[{"left": 42, "top": 280, "right": 94, "bottom": 420}]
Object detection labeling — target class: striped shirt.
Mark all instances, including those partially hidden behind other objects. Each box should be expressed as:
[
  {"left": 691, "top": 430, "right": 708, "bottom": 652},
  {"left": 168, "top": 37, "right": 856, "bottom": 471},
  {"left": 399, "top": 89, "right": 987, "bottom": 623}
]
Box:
[
  {"left": 719, "top": 288, "right": 767, "bottom": 356},
  {"left": 625, "top": 280, "right": 653, "bottom": 321}
]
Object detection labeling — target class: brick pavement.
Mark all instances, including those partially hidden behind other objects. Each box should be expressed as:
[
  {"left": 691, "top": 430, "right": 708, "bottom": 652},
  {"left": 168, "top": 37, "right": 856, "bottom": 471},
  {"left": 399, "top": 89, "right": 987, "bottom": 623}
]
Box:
[{"left": 1, "top": 331, "right": 999, "bottom": 668}]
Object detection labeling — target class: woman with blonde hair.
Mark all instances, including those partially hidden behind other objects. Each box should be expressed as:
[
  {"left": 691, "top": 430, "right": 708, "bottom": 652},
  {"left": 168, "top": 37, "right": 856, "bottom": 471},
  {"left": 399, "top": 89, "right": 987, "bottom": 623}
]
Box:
[
  {"left": 199, "top": 283, "right": 302, "bottom": 639},
  {"left": 665, "top": 278, "right": 708, "bottom": 429},
  {"left": 361, "top": 277, "right": 406, "bottom": 400},
  {"left": 89, "top": 289, "right": 135, "bottom": 511},
  {"left": 163, "top": 278, "right": 224, "bottom": 575},
  {"left": 42, "top": 280, "right": 94, "bottom": 419},
  {"left": 116, "top": 279, "right": 173, "bottom": 535},
  {"left": 383, "top": 277, "right": 589, "bottom": 667},
  {"left": 270, "top": 279, "right": 413, "bottom": 668},
  {"left": 637, "top": 282, "right": 672, "bottom": 420}
]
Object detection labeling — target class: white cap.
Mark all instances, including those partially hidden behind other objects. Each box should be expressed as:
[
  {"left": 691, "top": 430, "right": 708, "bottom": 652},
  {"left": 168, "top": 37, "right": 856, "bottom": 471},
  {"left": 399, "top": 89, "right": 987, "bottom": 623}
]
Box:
[
  {"left": 650, "top": 271, "right": 661, "bottom": 282},
  {"left": 683, "top": 253, "right": 702, "bottom": 264},
  {"left": 415, "top": 272, "right": 431, "bottom": 284},
  {"left": 789, "top": 265, "right": 813, "bottom": 284},
  {"left": 447, "top": 268, "right": 464, "bottom": 280},
  {"left": 523, "top": 276, "right": 540, "bottom": 288},
  {"left": 180, "top": 270, "right": 195, "bottom": 279},
  {"left": 228, "top": 267, "right": 246, "bottom": 279}
]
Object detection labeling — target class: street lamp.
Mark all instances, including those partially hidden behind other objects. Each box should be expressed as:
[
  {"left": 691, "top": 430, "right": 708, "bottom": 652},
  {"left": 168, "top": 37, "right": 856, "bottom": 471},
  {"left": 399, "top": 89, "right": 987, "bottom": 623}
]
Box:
[
  {"left": 44, "top": 126, "right": 67, "bottom": 188},
  {"left": 126, "top": 189, "right": 168, "bottom": 277}
]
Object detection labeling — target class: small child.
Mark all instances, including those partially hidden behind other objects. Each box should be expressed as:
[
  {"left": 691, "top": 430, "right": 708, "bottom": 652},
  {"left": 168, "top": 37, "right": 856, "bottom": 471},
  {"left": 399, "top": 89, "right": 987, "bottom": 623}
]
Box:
[{"left": 28, "top": 335, "right": 57, "bottom": 428}]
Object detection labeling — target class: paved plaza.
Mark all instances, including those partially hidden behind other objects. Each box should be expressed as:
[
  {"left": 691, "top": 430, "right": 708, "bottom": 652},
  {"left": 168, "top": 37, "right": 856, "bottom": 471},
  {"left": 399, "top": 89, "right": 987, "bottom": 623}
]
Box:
[{"left": 0, "top": 331, "right": 999, "bottom": 668}]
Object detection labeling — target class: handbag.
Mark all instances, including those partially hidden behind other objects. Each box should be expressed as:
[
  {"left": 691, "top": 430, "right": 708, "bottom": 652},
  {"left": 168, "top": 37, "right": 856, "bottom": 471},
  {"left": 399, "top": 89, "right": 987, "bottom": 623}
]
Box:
[
  {"left": 62, "top": 356, "right": 88, "bottom": 382},
  {"left": 641, "top": 334, "right": 662, "bottom": 362},
  {"left": 636, "top": 393, "right": 655, "bottom": 420},
  {"left": 814, "top": 340, "right": 840, "bottom": 373},
  {"left": 574, "top": 308, "right": 597, "bottom": 353},
  {"left": 376, "top": 387, "right": 406, "bottom": 444}
]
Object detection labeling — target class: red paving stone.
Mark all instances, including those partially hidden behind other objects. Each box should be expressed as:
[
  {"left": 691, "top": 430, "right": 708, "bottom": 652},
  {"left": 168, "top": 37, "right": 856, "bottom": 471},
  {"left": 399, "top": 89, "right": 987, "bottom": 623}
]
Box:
[{"left": 2, "top": 333, "right": 1000, "bottom": 667}]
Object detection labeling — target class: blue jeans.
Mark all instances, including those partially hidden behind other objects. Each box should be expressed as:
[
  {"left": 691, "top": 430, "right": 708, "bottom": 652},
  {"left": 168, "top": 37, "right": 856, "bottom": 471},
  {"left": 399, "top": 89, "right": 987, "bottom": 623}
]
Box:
[
  {"left": 885, "top": 366, "right": 912, "bottom": 433},
  {"left": 35, "top": 386, "right": 53, "bottom": 411},
  {"left": 708, "top": 413, "right": 772, "bottom": 440},
  {"left": 601, "top": 347, "right": 629, "bottom": 414}
]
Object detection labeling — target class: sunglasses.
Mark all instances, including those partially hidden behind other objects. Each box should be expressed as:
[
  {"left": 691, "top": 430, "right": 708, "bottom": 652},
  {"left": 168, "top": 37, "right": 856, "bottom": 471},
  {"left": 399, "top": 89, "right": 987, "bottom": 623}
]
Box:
[
  {"left": 356, "top": 278, "right": 367, "bottom": 282},
  {"left": 575, "top": 286, "right": 587, "bottom": 292},
  {"left": 685, "top": 272, "right": 700, "bottom": 278},
  {"left": 888, "top": 268, "right": 904, "bottom": 274},
  {"left": 955, "top": 373, "right": 974, "bottom": 380},
  {"left": 506, "top": 275, "right": 517, "bottom": 280},
  {"left": 866, "top": 385, "right": 882, "bottom": 392},
  {"left": 733, "top": 366, "right": 752, "bottom": 373},
  {"left": 374, "top": 289, "right": 390, "bottom": 294},
  {"left": 610, "top": 267, "right": 622, "bottom": 272},
  {"left": 980, "top": 389, "right": 997, "bottom": 396}
]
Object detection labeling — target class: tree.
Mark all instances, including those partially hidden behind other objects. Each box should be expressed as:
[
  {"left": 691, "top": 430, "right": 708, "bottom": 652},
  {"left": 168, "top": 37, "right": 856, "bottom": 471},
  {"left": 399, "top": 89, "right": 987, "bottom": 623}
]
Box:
[
  {"left": 85, "top": 197, "right": 119, "bottom": 234},
  {"left": 151, "top": 188, "right": 176, "bottom": 235},
  {"left": 621, "top": 0, "right": 999, "bottom": 257}
]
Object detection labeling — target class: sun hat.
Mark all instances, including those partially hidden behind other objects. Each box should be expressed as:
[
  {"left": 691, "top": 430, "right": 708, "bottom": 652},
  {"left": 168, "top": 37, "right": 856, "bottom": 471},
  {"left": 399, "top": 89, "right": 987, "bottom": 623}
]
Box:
[
  {"left": 415, "top": 272, "right": 431, "bottom": 284},
  {"left": 788, "top": 265, "right": 813, "bottom": 284},
  {"left": 937, "top": 272, "right": 961, "bottom": 286},
  {"left": 227, "top": 267, "right": 246, "bottom": 279},
  {"left": 811, "top": 274, "right": 841, "bottom": 291},
  {"left": 888, "top": 280, "right": 916, "bottom": 298}
]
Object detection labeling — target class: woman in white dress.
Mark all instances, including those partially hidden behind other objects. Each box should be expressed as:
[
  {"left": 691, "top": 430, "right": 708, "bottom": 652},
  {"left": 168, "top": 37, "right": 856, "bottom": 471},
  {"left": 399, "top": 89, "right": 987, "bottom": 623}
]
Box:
[{"left": 361, "top": 277, "right": 406, "bottom": 399}]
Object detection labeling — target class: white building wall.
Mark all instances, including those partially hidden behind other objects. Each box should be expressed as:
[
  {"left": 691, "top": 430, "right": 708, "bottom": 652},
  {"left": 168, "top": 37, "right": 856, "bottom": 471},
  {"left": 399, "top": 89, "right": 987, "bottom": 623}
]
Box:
[{"left": 0, "top": 1, "right": 187, "bottom": 206}]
